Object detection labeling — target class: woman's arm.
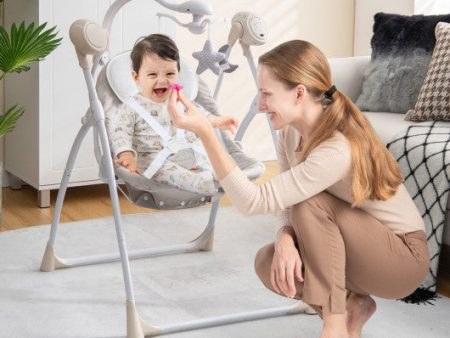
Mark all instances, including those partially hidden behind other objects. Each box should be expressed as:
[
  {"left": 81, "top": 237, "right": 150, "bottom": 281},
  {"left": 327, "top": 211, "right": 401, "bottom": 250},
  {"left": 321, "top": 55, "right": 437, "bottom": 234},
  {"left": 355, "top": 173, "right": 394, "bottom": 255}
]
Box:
[
  {"left": 168, "top": 89, "right": 352, "bottom": 216},
  {"left": 275, "top": 128, "right": 292, "bottom": 232},
  {"left": 199, "top": 126, "right": 238, "bottom": 180}
]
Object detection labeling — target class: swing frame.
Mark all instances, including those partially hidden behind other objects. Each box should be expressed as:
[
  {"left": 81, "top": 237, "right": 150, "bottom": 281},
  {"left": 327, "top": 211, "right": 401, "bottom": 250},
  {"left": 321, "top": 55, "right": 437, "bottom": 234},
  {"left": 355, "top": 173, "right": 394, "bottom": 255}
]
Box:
[{"left": 39, "top": 1, "right": 313, "bottom": 337}]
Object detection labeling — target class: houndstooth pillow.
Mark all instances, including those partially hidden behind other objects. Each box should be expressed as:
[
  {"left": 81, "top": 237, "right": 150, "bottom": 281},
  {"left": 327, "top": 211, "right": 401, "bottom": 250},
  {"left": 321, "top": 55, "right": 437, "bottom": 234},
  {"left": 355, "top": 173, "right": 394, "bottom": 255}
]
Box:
[{"left": 405, "top": 22, "right": 450, "bottom": 121}]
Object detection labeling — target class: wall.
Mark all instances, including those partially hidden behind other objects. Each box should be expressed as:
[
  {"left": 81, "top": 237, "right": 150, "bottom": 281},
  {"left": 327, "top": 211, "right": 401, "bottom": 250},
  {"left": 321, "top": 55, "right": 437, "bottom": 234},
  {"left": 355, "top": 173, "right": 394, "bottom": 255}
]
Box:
[
  {"left": 2, "top": 0, "right": 432, "bottom": 172},
  {"left": 415, "top": 0, "right": 450, "bottom": 14},
  {"left": 175, "top": 0, "right": 355, "bottom": 160},
  {"left": 353, "top": 0, "right": 414, "bottom": 56}
]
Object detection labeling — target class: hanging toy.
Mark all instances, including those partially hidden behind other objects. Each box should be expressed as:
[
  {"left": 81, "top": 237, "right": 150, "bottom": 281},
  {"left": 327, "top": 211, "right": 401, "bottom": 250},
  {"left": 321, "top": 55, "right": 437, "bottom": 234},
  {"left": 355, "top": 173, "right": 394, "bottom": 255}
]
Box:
[
  {"left": 217, "top": 44, "right": 238, "bottom": 73},
  {"left": 155, "top": 0, "right": 213, "bottom": 34},
  {"left": 192, "top": 40, "right": 226, "bottom": 75}
]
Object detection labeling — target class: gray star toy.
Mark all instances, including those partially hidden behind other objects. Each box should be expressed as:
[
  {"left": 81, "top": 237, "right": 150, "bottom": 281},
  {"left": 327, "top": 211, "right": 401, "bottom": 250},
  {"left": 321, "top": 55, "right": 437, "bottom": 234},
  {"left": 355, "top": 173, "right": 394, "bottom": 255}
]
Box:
[{"left": 192, "top": 40, "right": 226, "bottom": 75}]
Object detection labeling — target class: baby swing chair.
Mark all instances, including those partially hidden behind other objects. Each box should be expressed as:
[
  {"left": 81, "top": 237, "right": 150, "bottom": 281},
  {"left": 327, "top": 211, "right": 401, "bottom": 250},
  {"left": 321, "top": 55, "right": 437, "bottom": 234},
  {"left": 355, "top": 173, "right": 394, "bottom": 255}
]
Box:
[{"left": 39, "top": 1, "right": 312, "bottom": 337}]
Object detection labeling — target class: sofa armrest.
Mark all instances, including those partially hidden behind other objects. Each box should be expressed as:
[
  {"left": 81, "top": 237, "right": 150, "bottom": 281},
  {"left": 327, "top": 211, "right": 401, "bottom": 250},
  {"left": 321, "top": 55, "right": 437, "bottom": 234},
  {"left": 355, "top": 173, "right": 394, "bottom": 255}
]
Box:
[{"left": 328, "top": 56, "right": 370, "bottom": 102}]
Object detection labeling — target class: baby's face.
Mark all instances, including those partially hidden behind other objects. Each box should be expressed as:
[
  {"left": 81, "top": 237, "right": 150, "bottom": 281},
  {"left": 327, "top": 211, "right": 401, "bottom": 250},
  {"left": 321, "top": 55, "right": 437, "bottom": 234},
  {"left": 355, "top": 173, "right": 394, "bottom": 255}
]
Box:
[{"left": 132, "top": 53, "right": 179, "bottom": 103}]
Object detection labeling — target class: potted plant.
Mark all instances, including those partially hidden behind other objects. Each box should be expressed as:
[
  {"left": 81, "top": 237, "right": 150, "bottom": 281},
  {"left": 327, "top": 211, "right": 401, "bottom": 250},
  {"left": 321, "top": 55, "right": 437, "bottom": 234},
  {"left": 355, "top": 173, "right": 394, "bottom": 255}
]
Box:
[{"left": 0, "top": 0, "right": 62, "bottom": 222}]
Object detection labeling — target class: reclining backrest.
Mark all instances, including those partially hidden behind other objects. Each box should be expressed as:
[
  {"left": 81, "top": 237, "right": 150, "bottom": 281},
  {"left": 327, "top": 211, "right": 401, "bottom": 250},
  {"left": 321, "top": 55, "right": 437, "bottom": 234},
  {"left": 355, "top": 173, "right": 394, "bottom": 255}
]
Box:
[{"left": 93, "top": 52, "right": 210, "bottom": 208}]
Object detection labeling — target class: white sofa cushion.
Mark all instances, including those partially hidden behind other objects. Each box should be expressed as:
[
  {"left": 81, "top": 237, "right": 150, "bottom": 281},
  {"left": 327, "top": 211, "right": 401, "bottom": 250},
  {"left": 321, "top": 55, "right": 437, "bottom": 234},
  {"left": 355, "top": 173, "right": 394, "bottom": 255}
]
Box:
[
  {"left": 328, "top": 56, "right": 369, "bottom": 102},
  {"left": 363, "top": 112, "right": 417, "bottom": 144},
  {"left": 365, "top": 112, "right": 450, "bottom": 147}
]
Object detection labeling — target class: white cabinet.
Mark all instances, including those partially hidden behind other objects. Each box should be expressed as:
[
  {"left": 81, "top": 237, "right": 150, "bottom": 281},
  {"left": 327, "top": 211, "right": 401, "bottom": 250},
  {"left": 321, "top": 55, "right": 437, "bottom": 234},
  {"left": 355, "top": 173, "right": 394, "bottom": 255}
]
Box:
[{"left": 4, "top": 0, "right": 175, "bottom": 206}]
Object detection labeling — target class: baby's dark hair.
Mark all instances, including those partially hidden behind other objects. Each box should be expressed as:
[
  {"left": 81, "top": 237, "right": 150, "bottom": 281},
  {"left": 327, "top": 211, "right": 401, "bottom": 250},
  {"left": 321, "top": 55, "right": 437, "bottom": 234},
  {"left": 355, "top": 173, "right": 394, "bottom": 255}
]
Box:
[{"left": 130, "top": 34, "right": 180, "bottom": 73}]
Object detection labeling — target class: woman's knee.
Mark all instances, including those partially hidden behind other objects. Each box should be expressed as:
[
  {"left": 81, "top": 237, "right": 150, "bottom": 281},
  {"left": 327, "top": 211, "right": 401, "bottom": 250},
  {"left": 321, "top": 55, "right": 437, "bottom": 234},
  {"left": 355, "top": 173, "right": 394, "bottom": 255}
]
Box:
[
  {"left": 291, "top": 192, "right": 333, "bottom": 224},
  {"left": 254, "top": 243, "right": 275, "bottom": 290}
]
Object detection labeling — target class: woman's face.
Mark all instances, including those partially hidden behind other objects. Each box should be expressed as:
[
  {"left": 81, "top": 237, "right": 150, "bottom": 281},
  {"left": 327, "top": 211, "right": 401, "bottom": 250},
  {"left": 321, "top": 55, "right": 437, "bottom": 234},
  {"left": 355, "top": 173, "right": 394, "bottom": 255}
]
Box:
[
  {"left": 257, "top": 64, "right": 300, "bottom": 130},
  {"left": 132, "top": 52, "right": 179, "bottom": 103}
]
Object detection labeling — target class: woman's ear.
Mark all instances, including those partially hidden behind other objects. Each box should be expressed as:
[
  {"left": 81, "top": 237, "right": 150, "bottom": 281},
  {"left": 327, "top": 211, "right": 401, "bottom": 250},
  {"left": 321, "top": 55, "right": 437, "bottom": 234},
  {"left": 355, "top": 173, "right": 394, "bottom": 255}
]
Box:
[{"left": 295, "top": 84, "right": 306, "bottom": 102}]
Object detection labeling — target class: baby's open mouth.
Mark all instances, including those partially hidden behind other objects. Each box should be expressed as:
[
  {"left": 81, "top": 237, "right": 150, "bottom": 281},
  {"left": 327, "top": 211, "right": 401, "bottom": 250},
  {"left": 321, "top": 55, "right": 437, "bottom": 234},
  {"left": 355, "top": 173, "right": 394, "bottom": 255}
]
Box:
[{"left": 153, "top": 88, "right": 168, "bottom": 97}]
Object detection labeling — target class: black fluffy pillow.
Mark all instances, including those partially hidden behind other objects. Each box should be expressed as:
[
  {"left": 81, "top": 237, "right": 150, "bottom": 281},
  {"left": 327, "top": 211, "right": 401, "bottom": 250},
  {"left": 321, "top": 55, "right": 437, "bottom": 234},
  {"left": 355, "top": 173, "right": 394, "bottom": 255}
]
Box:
[{"left": 356, "top": 12, "right": 450, "bottom": 113}]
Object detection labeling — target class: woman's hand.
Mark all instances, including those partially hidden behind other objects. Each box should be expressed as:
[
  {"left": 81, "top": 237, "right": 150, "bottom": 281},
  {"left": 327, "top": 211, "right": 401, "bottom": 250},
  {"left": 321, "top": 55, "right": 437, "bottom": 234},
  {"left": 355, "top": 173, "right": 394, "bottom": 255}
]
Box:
[
  {"left": 168, "top": 88, "right": 237, "bottom": 180},
  {"left": 271, "top": 228, "right": 304, "bottom": 298},
  {"left": 167, "top": 89, "right": 212, "bottom": 137}
]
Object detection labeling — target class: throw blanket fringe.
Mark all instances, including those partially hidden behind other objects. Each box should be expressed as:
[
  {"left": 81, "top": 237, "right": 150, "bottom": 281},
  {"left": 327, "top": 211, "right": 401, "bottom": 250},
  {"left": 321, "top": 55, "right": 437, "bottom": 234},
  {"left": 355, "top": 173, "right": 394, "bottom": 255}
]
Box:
[{"left": 399, "top": 287, "right": 440, "bottom": 305}]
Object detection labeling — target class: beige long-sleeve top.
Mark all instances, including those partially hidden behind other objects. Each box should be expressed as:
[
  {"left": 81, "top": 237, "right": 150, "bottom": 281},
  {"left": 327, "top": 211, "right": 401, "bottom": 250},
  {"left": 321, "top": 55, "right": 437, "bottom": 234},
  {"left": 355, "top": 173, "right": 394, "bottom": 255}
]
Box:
[{"left": 219, "top": 125, "right": 425, "bottom": 235}]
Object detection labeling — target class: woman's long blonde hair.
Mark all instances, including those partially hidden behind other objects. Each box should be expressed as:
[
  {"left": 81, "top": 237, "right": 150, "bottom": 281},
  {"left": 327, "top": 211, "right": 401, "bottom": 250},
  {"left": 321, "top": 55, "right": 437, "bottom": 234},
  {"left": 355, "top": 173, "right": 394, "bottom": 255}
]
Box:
[{"left": 259, "top": 40, "right": 403, "bottom": 206}]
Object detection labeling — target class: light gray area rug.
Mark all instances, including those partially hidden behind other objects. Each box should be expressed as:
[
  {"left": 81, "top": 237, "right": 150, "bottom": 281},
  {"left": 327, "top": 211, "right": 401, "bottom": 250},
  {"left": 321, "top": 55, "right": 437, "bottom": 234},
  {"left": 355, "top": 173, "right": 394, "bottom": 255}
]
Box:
[{"left": 0, "top": 206, "right": 449, "bottom": 338}]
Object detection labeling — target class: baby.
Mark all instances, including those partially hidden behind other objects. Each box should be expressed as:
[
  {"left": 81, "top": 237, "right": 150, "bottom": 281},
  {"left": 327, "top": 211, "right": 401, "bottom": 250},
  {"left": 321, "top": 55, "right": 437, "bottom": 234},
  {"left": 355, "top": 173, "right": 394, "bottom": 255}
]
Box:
[{"left": 106, "top": 34, "right": 238, "bottom": 196}]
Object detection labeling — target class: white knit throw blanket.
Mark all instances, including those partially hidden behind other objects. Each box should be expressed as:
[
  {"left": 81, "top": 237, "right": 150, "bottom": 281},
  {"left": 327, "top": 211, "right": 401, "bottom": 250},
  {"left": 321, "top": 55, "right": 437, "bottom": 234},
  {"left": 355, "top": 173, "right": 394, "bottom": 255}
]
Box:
[{"left": 387, "top": 122, "right": 450, "bottom": 294}]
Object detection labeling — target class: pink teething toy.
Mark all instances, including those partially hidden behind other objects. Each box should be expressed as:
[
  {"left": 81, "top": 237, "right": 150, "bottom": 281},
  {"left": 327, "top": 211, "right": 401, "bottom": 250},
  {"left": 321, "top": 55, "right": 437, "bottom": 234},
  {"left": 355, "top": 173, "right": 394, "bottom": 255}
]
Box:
[{"left": 169, "top": 83, "right": 183, "bottom": 91}]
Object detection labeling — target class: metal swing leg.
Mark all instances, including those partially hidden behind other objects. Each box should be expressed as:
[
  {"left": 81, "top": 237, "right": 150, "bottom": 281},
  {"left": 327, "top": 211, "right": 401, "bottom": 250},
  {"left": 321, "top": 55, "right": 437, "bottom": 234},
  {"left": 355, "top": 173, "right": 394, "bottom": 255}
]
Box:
[
  {"left": 39, "top": 114, "right": 218, "bottom": 268},
  {"left": 234, "top": 95, "right": 259, "bottom": 143},
  {"left": 231, "top": 44, "right": 277, "bottom": 149},
  {"left": 141, "top": 301, "right": 312, "bottom": 337},
  {"left": 37, "top": 113, "right": 159, "bottom": 336},
  {"left": 40, "top": 190, "right": 219, "bottom": 269},
  {"left": 40, "top": 120, "right": 93, "bottom": 271},
  {"left": 234, "top": 95, "right": 277, "bottom": 148},
  {"left": 96, "top": 118, "right": 161, "bottom": 337}
]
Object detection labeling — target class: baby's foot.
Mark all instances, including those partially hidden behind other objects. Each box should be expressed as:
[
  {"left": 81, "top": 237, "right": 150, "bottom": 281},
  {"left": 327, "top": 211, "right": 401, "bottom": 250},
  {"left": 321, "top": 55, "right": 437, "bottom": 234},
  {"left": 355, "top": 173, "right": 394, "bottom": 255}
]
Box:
[
  {"left": 346, "top": 293, "right": 376, "bottom": 338},
  {"left": 194, "top": 171, "right": 217, "bottom": 196}
]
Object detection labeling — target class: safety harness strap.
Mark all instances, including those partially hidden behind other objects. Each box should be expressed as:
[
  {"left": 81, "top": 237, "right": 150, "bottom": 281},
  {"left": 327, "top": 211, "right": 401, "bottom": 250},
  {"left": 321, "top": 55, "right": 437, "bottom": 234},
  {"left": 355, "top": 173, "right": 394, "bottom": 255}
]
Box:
[{"left": 124, "top": 97, "right": 207, "bottom": 180}]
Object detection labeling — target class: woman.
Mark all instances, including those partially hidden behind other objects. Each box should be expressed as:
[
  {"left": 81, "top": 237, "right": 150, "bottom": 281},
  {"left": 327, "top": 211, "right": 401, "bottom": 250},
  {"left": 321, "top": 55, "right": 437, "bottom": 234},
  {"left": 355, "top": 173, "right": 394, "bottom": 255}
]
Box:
[{"left": 167, "top": 40, "right": 429, "bottom": 338}]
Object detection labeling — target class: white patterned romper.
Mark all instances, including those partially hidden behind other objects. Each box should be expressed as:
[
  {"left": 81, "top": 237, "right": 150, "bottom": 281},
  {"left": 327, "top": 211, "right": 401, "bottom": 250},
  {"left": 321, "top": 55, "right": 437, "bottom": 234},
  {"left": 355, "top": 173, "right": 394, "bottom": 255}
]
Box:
[{"left": 106, "top": 94, "right": 216, "bottom": 195}]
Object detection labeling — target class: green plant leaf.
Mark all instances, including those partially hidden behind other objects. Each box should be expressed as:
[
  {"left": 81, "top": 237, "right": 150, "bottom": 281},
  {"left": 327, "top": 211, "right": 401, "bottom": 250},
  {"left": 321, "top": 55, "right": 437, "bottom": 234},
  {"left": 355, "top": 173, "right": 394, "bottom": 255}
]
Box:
[
  {"left": 0, "top": 104, "right": 24, "bottom": 137},
  {"left": 0, "top": 21, "right": 62, "bottom": 75}
]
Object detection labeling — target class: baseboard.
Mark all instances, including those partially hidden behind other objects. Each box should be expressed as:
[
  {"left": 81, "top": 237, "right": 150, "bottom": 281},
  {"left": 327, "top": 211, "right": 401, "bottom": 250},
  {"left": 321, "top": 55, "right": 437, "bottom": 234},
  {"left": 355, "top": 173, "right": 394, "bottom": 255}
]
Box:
[{"left": 2, "top": 169, "right": 10, "bottom": 187}]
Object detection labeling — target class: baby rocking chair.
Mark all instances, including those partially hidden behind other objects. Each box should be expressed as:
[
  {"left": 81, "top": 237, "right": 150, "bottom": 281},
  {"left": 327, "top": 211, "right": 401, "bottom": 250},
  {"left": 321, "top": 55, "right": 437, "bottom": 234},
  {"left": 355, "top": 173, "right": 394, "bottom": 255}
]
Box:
[{"left": 39, "top": 2, "right": 313, "bottom": 338}]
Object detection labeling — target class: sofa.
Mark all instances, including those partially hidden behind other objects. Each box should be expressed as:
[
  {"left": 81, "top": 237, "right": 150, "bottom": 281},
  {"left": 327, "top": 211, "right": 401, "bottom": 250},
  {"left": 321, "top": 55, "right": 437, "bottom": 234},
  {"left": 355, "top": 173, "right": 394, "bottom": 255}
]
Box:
[{"left": 328, "top": 55, "right": 450, "bottom": 247}]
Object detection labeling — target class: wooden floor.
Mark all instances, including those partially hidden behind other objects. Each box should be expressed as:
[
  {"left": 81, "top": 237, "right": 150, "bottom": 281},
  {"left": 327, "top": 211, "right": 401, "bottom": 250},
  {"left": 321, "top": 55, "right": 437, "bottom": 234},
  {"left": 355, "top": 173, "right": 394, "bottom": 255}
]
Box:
[
  {"left": 0, "top": 161, "right": 277, "bottom": 231},
  {"left": 1, "top": 160, "right": 449, "bottom": 298}
]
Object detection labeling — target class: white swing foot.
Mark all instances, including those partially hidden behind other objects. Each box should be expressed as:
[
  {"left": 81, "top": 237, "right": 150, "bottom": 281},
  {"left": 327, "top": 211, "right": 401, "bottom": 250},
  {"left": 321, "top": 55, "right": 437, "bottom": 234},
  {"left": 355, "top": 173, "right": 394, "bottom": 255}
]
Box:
[
  {"left": 127, "top": 300, "right": 162, "bottom": 338},
  {"left": 198, "top": 229, "right": 214, "bottom": 251},
  {"left": 189, "top": 228, "right": 214, "bottom": 252},
  {"left": 40, "top": 243, "right": 69, "bottom": 272},
  {"left": 289, "top": 301, "right": 316, "bottom": 315}
]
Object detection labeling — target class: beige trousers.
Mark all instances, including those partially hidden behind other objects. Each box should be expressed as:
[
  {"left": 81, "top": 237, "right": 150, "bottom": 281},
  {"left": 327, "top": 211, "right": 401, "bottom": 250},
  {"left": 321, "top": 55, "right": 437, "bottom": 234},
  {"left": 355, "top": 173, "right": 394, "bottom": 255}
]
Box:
[{"left": 255, "top": 192, "right": 429, "bottom": 317}]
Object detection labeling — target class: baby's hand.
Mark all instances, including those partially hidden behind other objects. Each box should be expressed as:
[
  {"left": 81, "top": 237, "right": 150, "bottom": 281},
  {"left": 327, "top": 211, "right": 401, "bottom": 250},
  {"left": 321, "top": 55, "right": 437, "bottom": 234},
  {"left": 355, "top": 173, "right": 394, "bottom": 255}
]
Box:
[
  {"left": 211, "top": 116, "right": 239, "bottom": 134},
  {"left": 115, "top": 151, "right": 141, "bottom": 174}
]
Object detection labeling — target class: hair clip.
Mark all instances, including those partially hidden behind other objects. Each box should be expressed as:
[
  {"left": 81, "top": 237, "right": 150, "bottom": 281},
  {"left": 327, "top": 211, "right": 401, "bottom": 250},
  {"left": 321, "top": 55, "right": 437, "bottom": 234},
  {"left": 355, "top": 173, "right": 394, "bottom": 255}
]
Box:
[
  {"left": 169, "top": 83, "right": 184, "bottom": 91},
  {"left": 324, "top": 85, "right": 337, "bottom": 99}
]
